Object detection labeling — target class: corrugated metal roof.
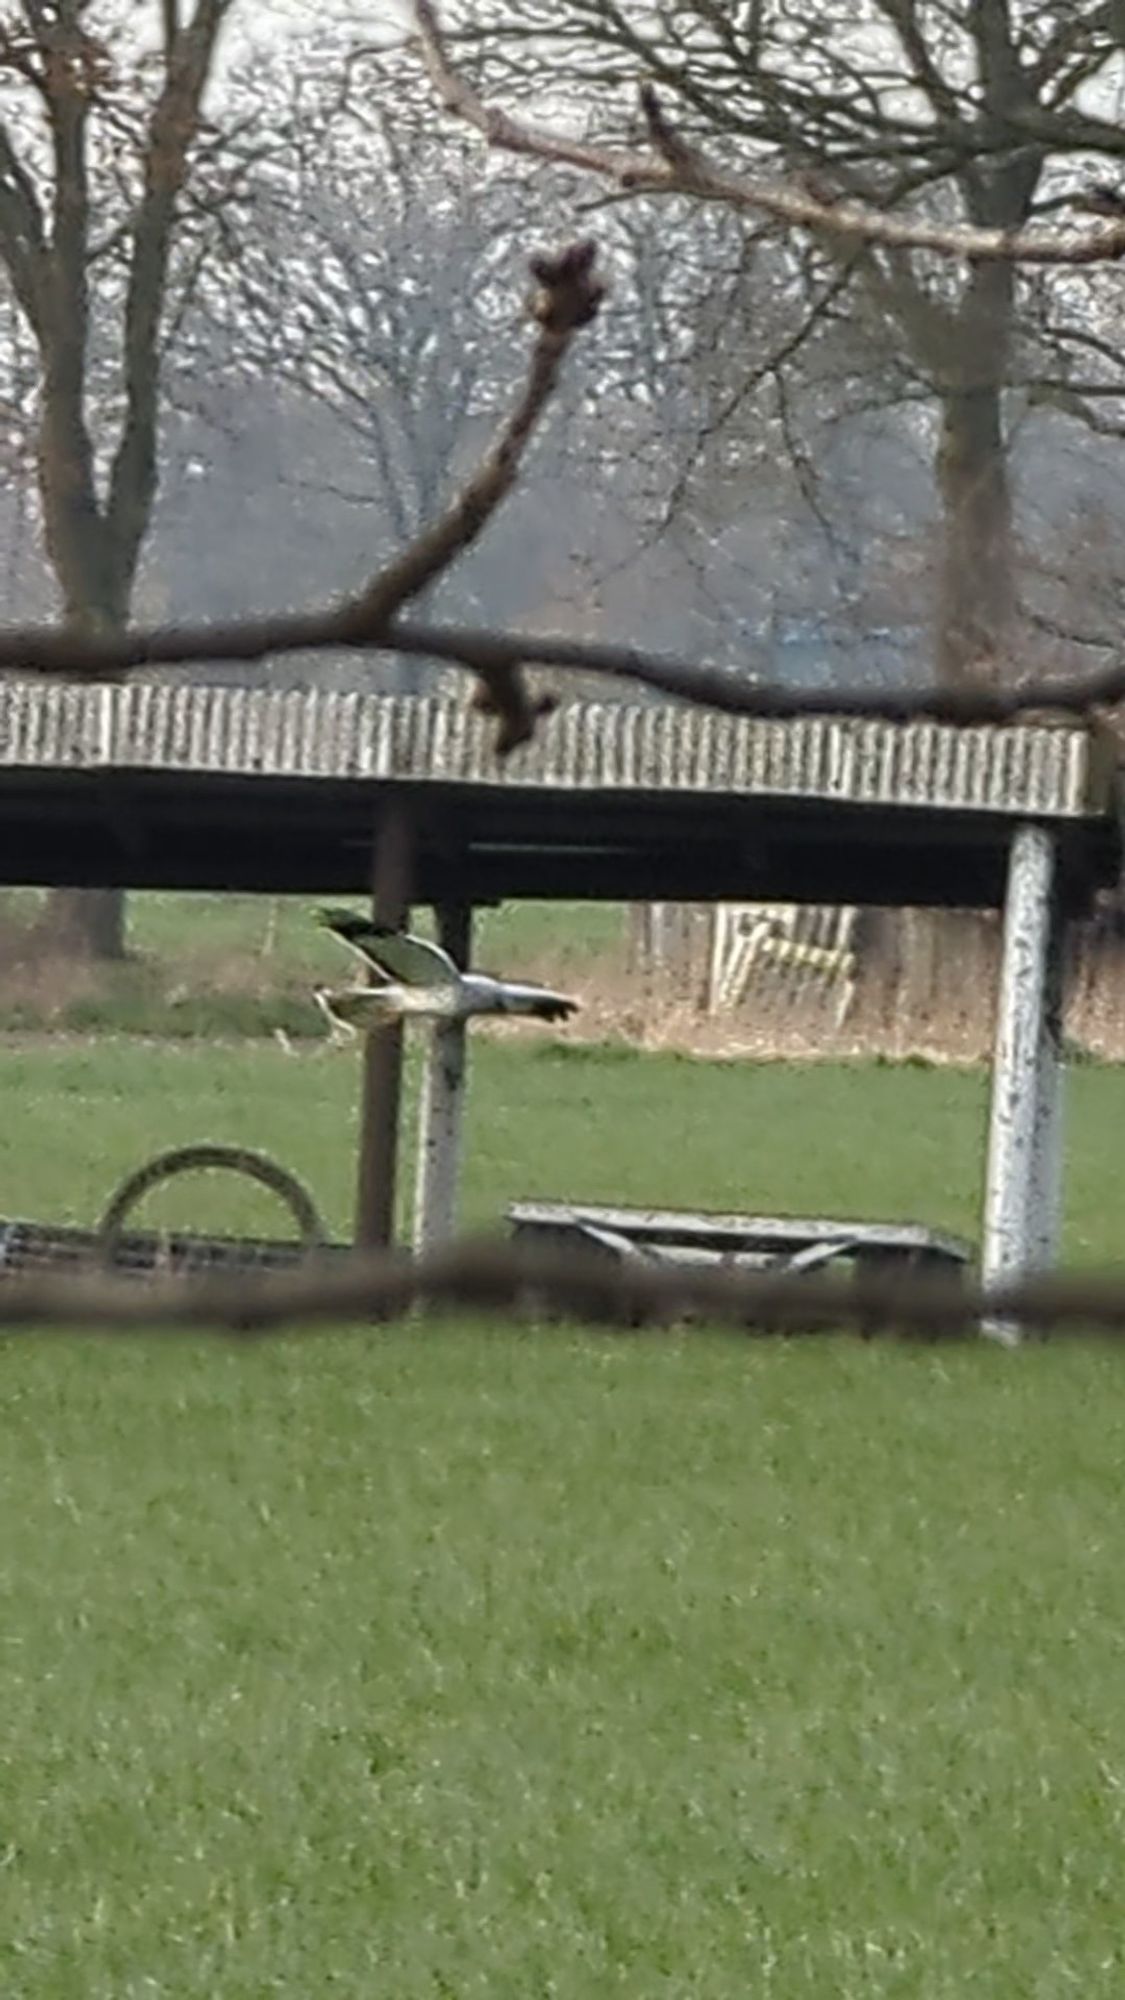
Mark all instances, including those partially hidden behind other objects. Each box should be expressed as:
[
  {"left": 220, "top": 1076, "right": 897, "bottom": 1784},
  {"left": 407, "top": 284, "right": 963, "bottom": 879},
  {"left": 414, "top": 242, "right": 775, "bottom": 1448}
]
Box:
[{"left": 0, "top": 682, "right": 1108, "bottom": 820}]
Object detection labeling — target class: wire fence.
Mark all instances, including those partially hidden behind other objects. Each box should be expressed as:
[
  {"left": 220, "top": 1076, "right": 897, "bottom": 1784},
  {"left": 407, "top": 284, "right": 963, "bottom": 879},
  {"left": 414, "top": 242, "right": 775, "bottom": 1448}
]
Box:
[{"left": 0, "top": 1218, "right": 349, "bottom": 1284}]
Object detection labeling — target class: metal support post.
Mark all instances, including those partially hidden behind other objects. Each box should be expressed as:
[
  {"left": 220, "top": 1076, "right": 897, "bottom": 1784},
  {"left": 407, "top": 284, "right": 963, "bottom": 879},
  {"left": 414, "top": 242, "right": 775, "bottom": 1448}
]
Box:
[
  {"left": 982, "top": 823, "right": 1066, "bottom": 1342},
  {"left": 413, "top": 903, "right": 473, "bottom": 1254},
  {"left": 353, "top": 800, "right": 413, "bottom": 1250}
]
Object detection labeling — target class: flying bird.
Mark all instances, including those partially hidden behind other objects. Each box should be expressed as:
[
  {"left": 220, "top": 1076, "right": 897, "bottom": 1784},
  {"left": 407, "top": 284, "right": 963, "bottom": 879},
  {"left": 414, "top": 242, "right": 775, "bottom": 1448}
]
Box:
[{"left": 313, "top": 908, "right": 579, "bottom": 1033}]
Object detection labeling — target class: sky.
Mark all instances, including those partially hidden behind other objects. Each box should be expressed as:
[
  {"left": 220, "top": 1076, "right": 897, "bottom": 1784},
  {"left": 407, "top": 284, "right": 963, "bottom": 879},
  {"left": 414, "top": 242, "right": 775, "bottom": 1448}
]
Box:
[{"left": 230, "top": 0, "right": 408, "bottom": 52}]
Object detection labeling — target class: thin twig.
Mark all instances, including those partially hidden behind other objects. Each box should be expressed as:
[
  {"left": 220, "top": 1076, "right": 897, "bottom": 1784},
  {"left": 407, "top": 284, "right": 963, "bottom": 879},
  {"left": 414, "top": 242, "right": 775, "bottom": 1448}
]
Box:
[
  {"left": 107, "top": 231, "right": 603, "bottom": 759},
  {"left": 658, "top": 254, "right": 863, "bottom": 533},
  {"left": 410, "top": 0, "right": 1125, "bottom": 269},
  {"left": 342, "top": 238, "right": 604, "bottom": 750},
  {"left": 637, "top": 79, "right": 707, "bottom": 181},
  {"left": 3, "top": 1239, "right": 1125, "bottom": 1339}
]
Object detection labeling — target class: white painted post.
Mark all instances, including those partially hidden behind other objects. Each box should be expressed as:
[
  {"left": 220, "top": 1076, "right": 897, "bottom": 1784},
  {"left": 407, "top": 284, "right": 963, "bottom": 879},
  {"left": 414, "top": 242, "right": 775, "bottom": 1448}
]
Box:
[
  {"left": 982, "top": 824, "right": 1066, "bottom": 1342},
  {"left": 413, "top": 904, "right": 472, "bottom": 1254}
]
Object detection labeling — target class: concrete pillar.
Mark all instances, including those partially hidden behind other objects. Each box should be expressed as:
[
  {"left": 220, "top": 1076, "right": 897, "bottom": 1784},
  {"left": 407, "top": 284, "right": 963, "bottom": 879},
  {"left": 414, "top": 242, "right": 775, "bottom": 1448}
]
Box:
[
  {"left": 982, "top": 823, "right": 1067, "bottom": 1342},
  {"left": 353, "top": 800, "right": 413, "bottom": 1250},
  {"left": 413, "top": 903, "right": 472, "bottom": 1254}
]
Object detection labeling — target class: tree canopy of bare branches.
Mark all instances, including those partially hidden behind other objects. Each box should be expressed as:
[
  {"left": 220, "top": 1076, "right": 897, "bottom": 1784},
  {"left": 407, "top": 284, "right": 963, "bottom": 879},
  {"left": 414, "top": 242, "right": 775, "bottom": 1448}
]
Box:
[
  {"left": 409, "top": 0, "right": 1125, "bottom": 690},
  {"left": 3, "top": 3, "right": 1125, "bottom": 836}
]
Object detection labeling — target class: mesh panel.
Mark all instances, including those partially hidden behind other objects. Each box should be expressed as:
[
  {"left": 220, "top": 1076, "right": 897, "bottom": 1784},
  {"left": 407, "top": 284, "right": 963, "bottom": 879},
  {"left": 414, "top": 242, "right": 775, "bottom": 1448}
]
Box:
[{"left": 0, "top": 1220, "right": 349, "bottom": 1282}]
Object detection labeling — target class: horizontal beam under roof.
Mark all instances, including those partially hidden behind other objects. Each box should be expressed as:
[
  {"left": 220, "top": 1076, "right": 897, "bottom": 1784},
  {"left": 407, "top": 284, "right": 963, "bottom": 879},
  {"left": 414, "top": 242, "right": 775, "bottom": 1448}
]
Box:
[{"left": 0, "top": 686, "right": 1118, "bottom": 907}]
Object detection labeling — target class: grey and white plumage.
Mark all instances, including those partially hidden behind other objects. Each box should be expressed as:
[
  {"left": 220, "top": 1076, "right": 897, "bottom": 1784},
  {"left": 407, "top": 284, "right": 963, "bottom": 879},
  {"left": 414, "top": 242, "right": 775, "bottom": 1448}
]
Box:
[{"left": 313, "top": 908, "right": 579, "bottom": 1032}]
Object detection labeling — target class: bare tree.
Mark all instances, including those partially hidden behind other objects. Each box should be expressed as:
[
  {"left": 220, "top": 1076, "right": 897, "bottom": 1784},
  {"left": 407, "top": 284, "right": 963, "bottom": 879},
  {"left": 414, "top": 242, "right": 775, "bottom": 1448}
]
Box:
[
  {"left": 0, "top": 1, "right": 282, "bottom": 954},
  {"left": 225, "top": 72, "right": 543, "bottom": 686},
  {"left": 400, "top": 0, "right": 1125, "bottom": 1030},
  {"left": 416, "top": 0, "right": 1125, "bottom": 688},
  {"left": 213, "top": 56, "right": 788, "bottom": 682}
]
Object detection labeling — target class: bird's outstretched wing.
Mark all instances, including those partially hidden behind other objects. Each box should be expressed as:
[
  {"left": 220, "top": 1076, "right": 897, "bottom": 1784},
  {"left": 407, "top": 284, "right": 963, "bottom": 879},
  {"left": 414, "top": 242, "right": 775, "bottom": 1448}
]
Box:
[
  {"left": 315, "top": 910, "right": 459, "bottom": 990},
  {"left": 315, "top": 908, "right": 391, "bottom": 980},
  {"left": 365, "top": 929, "right": 461, "bottom": 988}
]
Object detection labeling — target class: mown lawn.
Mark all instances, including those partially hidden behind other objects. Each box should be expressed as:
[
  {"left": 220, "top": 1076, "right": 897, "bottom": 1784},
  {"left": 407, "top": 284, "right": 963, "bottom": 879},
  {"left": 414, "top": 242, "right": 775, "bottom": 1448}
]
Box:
[{"left": 2, "top": 1040, "right": 1125, "bottom": 1996}]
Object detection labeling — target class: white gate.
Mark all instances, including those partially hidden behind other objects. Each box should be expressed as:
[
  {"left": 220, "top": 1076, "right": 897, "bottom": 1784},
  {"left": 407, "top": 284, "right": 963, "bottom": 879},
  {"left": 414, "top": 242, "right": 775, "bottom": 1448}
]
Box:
[{"left": 706, "top": 903, "right": 859, "bottom": 1026}]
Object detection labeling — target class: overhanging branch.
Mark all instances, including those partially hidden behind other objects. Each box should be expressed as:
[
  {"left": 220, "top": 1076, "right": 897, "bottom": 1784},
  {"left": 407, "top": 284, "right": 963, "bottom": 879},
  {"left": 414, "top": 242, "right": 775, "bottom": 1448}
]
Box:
[
  {"left": 3, "top": 599, "right": 1125, "bottom": 729},
  {"left": 410, "top": 0, "right": 1125, "bottom": 268},
  {"left": 0, "top": 225, "right": 1117, "bottom": 735}
]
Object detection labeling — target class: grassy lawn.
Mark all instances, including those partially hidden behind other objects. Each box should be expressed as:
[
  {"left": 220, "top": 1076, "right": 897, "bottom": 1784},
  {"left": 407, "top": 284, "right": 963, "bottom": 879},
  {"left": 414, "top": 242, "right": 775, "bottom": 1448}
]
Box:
[
  {"left": 4, "top": 889, "right": 626, "bottom": 970},
  {"left": 3, "top": 1040, "right": 1125, "bottom": 1995},
  {"left": 124, "top": 892, "right": 626, "bottom": 985},
  {"left": 0, "top": 893, "right": 627, "bottom": 1040}
]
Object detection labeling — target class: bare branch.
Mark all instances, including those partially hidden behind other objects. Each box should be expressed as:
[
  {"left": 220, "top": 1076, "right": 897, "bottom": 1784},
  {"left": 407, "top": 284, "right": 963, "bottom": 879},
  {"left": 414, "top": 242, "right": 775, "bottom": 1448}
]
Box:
[
  {"left": 658, "top": 254, "right": 863, "bottom": 531},
  {"left": 1025, "top": 607, "right": 1117, "bottom": 652},
  {"left": 0, "top": 182, "right": 1121, "bottom": 738},
  {"left": 4, "top": 590, "right": 1125, "bottom": 731},
  {"left": 0, "top": 121, "right": 48, "bottom": 334},
  {"left": 0, "top": 234, "right": 604, "bottom": 752},
  {"left": 341, "top": 237, "right": 605, "bottom": 749},
  {"left": 410, "top": 0, "right": 1125, "bottom": 267},
  {"left": 637, "top": 79, "right": 706, "bottom": 179}
]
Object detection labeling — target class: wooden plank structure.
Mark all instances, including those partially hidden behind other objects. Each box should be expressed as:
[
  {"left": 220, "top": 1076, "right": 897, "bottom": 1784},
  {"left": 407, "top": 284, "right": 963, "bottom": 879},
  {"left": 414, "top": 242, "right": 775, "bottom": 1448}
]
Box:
[{"left": 0, "top": 681, "right": 1119, "bottom": 1337}]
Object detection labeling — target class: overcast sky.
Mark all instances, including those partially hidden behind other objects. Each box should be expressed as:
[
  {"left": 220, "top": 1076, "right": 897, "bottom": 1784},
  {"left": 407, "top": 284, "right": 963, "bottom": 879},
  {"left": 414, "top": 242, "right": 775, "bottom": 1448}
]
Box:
[{"left": 231, "top": 0, "right": 407, "bottom": 50}]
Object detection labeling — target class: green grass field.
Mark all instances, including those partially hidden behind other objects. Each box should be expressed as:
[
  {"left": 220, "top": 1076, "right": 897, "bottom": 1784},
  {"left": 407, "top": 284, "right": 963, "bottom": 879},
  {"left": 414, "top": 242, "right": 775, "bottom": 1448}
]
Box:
[
  {"left": 4, "top": 889, "right": 624, "bottom": 970},
  {"left": 4, "top": 1039, "right": 1125, "bottom": 1996},
  {"left": 0, "top": 893, "right": 627, "bottom": 1039}
]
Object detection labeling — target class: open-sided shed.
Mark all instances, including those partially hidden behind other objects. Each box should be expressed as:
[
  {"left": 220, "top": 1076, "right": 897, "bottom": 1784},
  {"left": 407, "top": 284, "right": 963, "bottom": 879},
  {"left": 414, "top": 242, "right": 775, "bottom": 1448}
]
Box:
[{"left": 0, "top": 680, "right": 1118, "bottom": 1309}]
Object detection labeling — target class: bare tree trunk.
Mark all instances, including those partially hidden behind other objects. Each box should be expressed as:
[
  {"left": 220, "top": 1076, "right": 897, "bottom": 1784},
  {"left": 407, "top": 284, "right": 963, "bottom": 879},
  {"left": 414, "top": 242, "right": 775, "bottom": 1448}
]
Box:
[
  {"left": 900, "top": 254, "right": 1019, "bottom": 1042},
  {"left": 935, "top": 383, "right": 1015, "bottom": 685},
  {"left": 893, "top": 374, "right": 1013, "bottom": 1050},
  {"left": 43, "top": 611, "right": 129, "bottom": 962},
  {"left": 49, "top": 887, "right": 126, "bottom": 960},
  {"left": 12, "top": 6, "right": 231, "bottom": 965}
]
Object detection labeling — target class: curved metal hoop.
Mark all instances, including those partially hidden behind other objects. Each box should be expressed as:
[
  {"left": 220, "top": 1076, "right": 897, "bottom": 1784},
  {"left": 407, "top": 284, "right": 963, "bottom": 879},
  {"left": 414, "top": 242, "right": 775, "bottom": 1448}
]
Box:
[{"left": 96, "top": 1143, "right": 327, "bottom": 1267}]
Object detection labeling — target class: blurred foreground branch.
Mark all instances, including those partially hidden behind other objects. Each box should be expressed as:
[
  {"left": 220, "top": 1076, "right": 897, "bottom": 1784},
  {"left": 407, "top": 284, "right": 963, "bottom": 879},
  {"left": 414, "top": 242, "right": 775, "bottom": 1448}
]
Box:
[
  {"left": 4, "top": 1240, "right": 1125, "bottom": 1340},
  {"left": 61, "top": 231, "right": 602, "bottom": 758}
]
